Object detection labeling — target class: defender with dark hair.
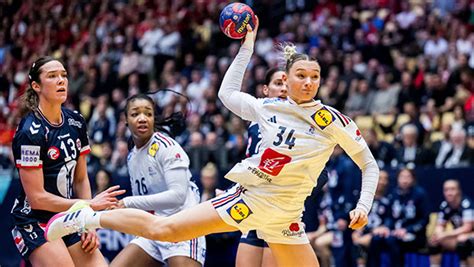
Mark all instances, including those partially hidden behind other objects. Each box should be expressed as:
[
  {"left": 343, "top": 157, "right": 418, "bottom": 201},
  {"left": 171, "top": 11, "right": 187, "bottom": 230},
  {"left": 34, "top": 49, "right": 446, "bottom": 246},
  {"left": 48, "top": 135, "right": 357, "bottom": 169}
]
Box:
[
  {"left": 11, "top": 57, "right": 124, "bottom": 266},
  {"left": 111, "top": 94, "right": 206, "bottom": 267}
]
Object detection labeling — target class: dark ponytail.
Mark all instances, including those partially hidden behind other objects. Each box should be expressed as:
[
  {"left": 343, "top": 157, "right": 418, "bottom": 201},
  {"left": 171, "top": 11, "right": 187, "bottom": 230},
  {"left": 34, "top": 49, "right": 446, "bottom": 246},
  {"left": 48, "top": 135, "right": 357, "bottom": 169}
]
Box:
[{"left": 19, "top": 56, "right": 59, "bottom": 117}]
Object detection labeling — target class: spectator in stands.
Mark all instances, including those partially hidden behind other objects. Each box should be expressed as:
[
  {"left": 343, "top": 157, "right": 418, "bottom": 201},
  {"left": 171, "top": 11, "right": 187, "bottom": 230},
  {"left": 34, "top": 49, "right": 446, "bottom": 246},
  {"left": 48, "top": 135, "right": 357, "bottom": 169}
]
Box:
[
  {"left": 429, "top": 179, "right": 474, "bottom": 266},
  {"left": 94, "top": 169, "right": 112, "bottom": 196},
  {"left": 435, "top": 127, "right": 473, "bottom": 168},
  {"left": 345, "top": 78, "right": 375, "bottom": 117},
  {"left": 394, "top": 124, "right": 432, "bottom": 168},
  {"left": 370, "top": 73, "right": 400, "bottom": 114},
  {"left": 199, "top": 162, "right": 218, "bottom": 203},
  {"left": 367, "top": 168, "right": 430, "bottom": 267}
]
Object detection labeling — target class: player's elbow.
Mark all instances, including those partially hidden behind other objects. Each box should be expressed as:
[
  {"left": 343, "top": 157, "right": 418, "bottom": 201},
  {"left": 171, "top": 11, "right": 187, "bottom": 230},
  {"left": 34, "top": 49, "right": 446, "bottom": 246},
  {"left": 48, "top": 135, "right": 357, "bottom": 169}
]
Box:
[{"left": 27, "top": 193, "right": 48, "bottom": 210}]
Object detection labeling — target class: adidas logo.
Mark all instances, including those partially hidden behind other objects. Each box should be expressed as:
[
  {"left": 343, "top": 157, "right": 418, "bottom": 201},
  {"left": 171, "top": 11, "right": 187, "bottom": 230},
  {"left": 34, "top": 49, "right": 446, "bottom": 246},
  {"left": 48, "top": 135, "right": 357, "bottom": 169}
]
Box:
[
  {"left": 267, "top": 116, "right": 277, "bottom": 123},
  {"left": 29, "top": 122, "right": 41, "bottom": 135}
]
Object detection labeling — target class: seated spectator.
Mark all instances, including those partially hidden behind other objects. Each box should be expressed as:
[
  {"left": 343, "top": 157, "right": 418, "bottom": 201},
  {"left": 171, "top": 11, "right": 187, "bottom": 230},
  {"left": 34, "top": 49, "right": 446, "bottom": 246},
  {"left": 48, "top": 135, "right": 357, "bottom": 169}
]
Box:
[
  {"left": 369, "top": 73, "right": 400, "bottom": 114},
  {"left": 199, "top": 162, "right": 218, "bottom": 202},
  {"left": 352, "top": 170, "right": 391, "bottom": 266},
  {"left": 394, "top": 124, "right": 432, "bottom": 168},
  {"left": 345, "top": 78, "right": 375, "bottom": 117},
  {"left": 435, "top": 127, "right": 473, "bottom": 168},
  {"left": 429, "top": 179, "right": 474, "bottom": 266},
  {"left": 367, "top": 168, "right": 430, "bottom": 267},
  {"left": 364, "top": 128, "right": 396, "bottom": 169}
]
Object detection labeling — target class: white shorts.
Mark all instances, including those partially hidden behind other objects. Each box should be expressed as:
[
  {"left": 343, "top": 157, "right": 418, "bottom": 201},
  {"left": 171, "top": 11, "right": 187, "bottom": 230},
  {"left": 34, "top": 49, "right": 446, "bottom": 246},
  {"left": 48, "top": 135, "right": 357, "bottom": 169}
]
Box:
[
  {"left": 131, "top": 236, "right": 206, "bottom": 265},
  {"left": 211, "top": 184, "right": 308, "bottom": 245}
]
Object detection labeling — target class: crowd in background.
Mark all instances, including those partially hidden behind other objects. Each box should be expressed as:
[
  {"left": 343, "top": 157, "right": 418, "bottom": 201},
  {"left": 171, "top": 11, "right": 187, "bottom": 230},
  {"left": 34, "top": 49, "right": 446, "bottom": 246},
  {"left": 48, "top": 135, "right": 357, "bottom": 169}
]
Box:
[{"left": 0, "top": 0, "right": 473, "bottom": 266}]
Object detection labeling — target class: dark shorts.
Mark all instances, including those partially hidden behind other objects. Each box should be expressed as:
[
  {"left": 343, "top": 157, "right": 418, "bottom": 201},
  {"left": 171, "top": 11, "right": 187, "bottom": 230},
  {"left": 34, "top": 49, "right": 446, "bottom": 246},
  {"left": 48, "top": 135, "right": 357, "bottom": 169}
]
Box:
[
  {"left": 240, "top": 230, "right": 269, "bottom": 248},
  {"left": 11, "top": 221, "right": 81, "bottom": 259}
]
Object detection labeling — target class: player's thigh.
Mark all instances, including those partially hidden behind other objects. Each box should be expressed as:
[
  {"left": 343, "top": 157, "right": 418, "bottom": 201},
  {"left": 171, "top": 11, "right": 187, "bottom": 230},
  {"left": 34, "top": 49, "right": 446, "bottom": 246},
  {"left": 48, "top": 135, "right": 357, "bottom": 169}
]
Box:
[
  {"left": 29, "top": 239, "right": 75, "bottom": 267},
  {"left": 162, "top": 200, "right": 238, "bottom": 241},
  {"left": 110, "top": 243, "right": 162, "bottom": 267},
  {"left": 67, "top": 241, "right": 108, "bottom": 267},
  {"left": 168, "top": 255, "right": 201, "bottom": 267},
  {"left": 268, "top": 242, "right": 319, "bottom": 267},
  {"left": 262, "top": 247, "right": 277, "bottom": 267},
  {"left": 236, "top": 242, "right": 264, "bottom": 267}
]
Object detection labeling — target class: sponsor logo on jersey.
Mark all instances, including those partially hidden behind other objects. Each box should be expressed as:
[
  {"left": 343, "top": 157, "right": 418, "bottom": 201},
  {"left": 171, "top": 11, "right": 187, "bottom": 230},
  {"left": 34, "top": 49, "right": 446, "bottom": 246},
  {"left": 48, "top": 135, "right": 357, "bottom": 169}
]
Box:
[
  {"left": 19, "top": 145, "right": 41, "bottom": 165},
  {"left": 267, "top": 116, "right": 277, "bottom": 123},
  {"left": 226, "top": 199, "right": 252, "bottom": 224},
  {"left": 312, "top": 107, "right": 334, "bottom": 130},
  {"left": 76, "top": 139, "right": 82, "bottom": 150},
  {"left": 29, "top": 121, "right": 41, "bottom": 135},
  {"left": 247, "top": 166, "right": 272, "bottom": 182},
  {"left": 68, "top": 118, "right": 82, "bottom": 128},
  {"left": 148, "top": 142, "right": 159, "bottom": 157},
  {"left": 47, "top": 146, "right": 60, "bottom": 160},
  {"left": 258, "top": 148, "right": 292, "bottom": 176},
  {"left": 282, "top": 222, "right": 305, "bottom": 237}
]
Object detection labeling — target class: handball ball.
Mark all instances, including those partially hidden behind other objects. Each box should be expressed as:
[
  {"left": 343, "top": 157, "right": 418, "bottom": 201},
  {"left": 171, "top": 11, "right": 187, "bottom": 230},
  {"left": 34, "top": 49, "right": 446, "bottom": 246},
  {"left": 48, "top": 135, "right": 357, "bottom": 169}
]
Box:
[{"left": 219, "top": 2, "right": 257, "bottom": 39}]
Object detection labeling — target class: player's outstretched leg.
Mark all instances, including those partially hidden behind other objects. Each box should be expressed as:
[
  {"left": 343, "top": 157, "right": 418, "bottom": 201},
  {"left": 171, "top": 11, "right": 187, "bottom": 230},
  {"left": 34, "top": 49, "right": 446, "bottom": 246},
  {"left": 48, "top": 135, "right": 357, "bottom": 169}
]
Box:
[{"left": 46, "top": 200, "right": 238, "bottom": 243}]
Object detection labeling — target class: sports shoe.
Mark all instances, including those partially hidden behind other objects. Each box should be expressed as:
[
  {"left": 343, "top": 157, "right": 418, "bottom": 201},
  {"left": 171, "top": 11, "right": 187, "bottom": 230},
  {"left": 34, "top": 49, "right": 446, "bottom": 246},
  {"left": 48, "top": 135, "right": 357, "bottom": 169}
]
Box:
[{"left": 44, "top": 200, "right": 94, "bottom": 241}]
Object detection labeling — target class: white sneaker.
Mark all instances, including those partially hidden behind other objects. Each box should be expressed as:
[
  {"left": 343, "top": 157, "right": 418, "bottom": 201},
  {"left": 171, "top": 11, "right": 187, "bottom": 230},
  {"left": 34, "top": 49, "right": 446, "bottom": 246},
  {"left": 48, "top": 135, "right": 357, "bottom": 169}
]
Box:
[{"left": 44, "top": 200, "right": 94, "bottom": 241}]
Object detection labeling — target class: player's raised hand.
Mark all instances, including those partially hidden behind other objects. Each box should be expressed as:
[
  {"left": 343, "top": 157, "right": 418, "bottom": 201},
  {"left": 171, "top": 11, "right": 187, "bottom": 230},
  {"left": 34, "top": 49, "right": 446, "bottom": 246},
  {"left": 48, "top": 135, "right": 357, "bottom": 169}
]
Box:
[
  {"left": 242, "top": 15, "right": 259, "bottom": 50},
  {"left": 348, "top": 209, "right": 368, "bottom": 230},
  {"left": 89, "top": 185, "right": 126, "bottom": 210}
]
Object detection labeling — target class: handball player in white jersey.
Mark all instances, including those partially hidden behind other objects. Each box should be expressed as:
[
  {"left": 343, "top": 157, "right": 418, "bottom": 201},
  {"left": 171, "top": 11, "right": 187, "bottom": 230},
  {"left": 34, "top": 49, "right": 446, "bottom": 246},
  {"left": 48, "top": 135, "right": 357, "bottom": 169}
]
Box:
[
  {"left": 45, "top": 22, "right": 379, "bottom": 267},
  {"left": 109, "top": 94, "right": 205, "bottom": 267}
]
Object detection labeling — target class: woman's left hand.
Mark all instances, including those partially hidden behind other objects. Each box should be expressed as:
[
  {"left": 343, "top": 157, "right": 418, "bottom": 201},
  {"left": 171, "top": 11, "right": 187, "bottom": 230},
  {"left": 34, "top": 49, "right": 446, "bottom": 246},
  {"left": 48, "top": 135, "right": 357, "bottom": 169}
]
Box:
[
  {"left": 81, "top": 230, "right": 100, "bottom": 253},
  {"left": 348, "top": 209, "right": 368, "bottom": 230}
]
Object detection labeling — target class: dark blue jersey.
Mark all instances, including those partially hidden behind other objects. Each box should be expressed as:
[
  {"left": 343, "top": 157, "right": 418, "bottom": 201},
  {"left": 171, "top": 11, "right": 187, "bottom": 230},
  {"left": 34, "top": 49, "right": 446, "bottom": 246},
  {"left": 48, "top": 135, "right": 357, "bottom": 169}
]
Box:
[
  {"left": 437, "top": 196, "right": 473, "bottom": 229},
  {"left": 11, "top": 108, "right": 90, "bottom": 224},
  {"left": 245, "top": 122, "right": 261, "bottom": 157},
  {"left": 386, "top": 186, "right": 430, "bottom": 236},
  {"left": 365, "top": 196, "right": 390, "bottom": 232}
]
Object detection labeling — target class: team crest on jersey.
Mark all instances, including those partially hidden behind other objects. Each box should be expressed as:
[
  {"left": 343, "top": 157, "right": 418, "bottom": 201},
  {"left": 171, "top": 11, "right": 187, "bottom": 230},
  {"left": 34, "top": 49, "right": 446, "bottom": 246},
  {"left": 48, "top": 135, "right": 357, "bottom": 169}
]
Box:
[
  {"left": 148, "top": 142, "right": 159, "bottom": 157},
  {"left": 226, "top": 199, "right": 253, "bottom": 224},
  {"left": 312, "top": 107, "right": 334, "bottom": 130},
  {"left": 48, "top": 146, "right": 60, "bottom": 160}
]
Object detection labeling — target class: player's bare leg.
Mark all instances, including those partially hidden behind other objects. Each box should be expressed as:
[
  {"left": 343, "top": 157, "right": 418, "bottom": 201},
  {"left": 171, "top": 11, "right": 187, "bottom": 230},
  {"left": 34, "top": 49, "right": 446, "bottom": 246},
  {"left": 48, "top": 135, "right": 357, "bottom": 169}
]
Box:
[
  {"left": 110, "top": 244, "right": 162, "bottom": 267},
  {"left": 29, "top": 239, "right": 75, "bottom": 267},
  {"left": 68, "top": 241, "right": 108, "bottom": 267},
  {"left": 268, "top": 242, "right": 319, "bottom": 267},
  {"left": 262, "top": 247, "right": 277, "bottom": 267},
  {"left": 46, "top": 201, "right": 237, "bottom": 243},
  {"left": 236, "top": 243, "right": 264, "bottom": 267},
  {"left": 168, "top": 255, "right": 202, "bottom": 267}
]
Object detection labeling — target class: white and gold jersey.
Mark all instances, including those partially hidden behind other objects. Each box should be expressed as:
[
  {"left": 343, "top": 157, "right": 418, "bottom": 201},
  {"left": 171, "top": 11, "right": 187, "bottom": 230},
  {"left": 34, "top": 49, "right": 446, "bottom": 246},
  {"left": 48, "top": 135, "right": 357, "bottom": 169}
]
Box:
[
  {"left": 127, "top": 132, "right": 200, "bottom": 216},
  {"left": 225, "top": 97, "right": 368, "bottom": 215}
]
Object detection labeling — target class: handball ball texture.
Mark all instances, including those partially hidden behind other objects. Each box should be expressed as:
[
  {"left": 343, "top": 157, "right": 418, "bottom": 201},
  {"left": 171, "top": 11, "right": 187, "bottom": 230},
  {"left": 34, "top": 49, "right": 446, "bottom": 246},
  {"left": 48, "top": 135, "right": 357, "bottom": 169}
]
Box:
[{"left": 219, "top": 3, "right": 257, "bottom": 39}]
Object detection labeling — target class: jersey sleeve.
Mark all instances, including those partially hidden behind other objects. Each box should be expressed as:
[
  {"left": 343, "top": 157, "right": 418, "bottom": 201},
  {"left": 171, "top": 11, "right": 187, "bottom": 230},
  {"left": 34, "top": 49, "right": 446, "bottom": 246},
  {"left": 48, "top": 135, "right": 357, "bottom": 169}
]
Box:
[
  {"left": 462, "top": 198, "right": 473, "bottom": 223},
  {"left": 218, "top": 46, "right": 262, "bottom": 122},
  {"left": 75, "top": 112, "right": 91, "bottom": 156},
  {"left": 325, "top": 106, "right": 368, "bottom": 156},
  {"left": 12, "top": 128, "right": 44, "bottom": 169},
  {"left": 437, "top": 202, "right": 448, "bottom": 224},
  {"left": 154, "top": 133, "right": 190, "bottom": 171}
]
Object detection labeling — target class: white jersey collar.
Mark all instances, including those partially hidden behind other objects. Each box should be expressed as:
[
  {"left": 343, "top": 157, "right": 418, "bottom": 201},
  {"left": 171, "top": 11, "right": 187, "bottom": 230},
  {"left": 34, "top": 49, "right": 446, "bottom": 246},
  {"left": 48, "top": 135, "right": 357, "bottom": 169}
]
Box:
[{"left": 287, "top": 97, "right": 321, "bottom": 108}]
